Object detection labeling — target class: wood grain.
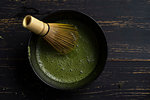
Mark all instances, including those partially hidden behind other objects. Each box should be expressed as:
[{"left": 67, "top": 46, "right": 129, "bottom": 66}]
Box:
[{"left": 0, "top": 0, "right": 150, "bottom": 100}]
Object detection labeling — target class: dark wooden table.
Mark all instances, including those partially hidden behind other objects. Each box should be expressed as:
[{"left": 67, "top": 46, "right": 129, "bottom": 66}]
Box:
[{"left": 0, "top": 0, "right": 150, "bottom": 100}]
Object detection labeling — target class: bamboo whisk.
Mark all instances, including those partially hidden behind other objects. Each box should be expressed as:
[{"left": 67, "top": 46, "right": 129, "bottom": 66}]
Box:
[{"left": 23, "top": 15, "right": 78, "bottom": 54}]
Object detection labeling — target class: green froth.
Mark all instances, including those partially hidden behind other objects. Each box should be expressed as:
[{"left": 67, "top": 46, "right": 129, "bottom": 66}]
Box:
[{"left": 36, "top": 20, "right": 98, "bottom": 84}]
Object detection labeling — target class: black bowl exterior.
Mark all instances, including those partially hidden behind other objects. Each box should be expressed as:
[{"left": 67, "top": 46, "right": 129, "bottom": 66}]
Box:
[{"left": 28, "top": 10, "right": 107, "bottom": 90}]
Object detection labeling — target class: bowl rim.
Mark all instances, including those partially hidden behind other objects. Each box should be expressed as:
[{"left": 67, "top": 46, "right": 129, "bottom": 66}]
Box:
[{"left": 27, "top": 10, "right": 108, "bottom": 90}]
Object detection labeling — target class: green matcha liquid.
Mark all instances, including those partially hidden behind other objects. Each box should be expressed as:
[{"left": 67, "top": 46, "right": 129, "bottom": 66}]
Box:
[{"left": 36, "top": 20, "right": 98, "bottom": 83}]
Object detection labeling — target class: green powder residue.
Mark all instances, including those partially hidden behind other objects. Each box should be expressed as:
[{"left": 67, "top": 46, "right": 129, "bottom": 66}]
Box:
[
  {"left": 0, "top": 36, "right": 4, "bottom": 39},
  {"left": 36, "top": 20, "right": 98, "bottom": 84},
  {"left": 28, "top": 46, "right": 31, "bottom": 57}
]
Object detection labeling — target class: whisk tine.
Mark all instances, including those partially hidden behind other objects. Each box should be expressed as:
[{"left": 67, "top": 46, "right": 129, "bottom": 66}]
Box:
[
  {"left": 44, "top": 35, "right": 65, "bottom": 52},
  {"left": 44, "top": 23, "right": 78, "bottom": 54}
]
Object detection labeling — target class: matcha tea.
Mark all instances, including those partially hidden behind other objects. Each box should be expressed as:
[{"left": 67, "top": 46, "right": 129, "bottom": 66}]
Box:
[{"left": 36, "top": 20, "right": 98, "bottom": 83}]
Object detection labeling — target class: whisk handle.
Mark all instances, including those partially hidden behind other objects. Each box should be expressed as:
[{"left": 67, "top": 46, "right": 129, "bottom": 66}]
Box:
[{"left": 23, "top": 15, "right": 49, "bottom": 36}]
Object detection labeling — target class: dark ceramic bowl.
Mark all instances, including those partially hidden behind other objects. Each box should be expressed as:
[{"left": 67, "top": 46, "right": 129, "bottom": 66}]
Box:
[{"left": 28, "top": 10, "right": 107, "bottom": 90}]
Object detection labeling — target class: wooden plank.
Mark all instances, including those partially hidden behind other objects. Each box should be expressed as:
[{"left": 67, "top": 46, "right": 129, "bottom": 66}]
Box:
[{"left": 0, "top": 61, "right": 150, "bottom": 100}]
